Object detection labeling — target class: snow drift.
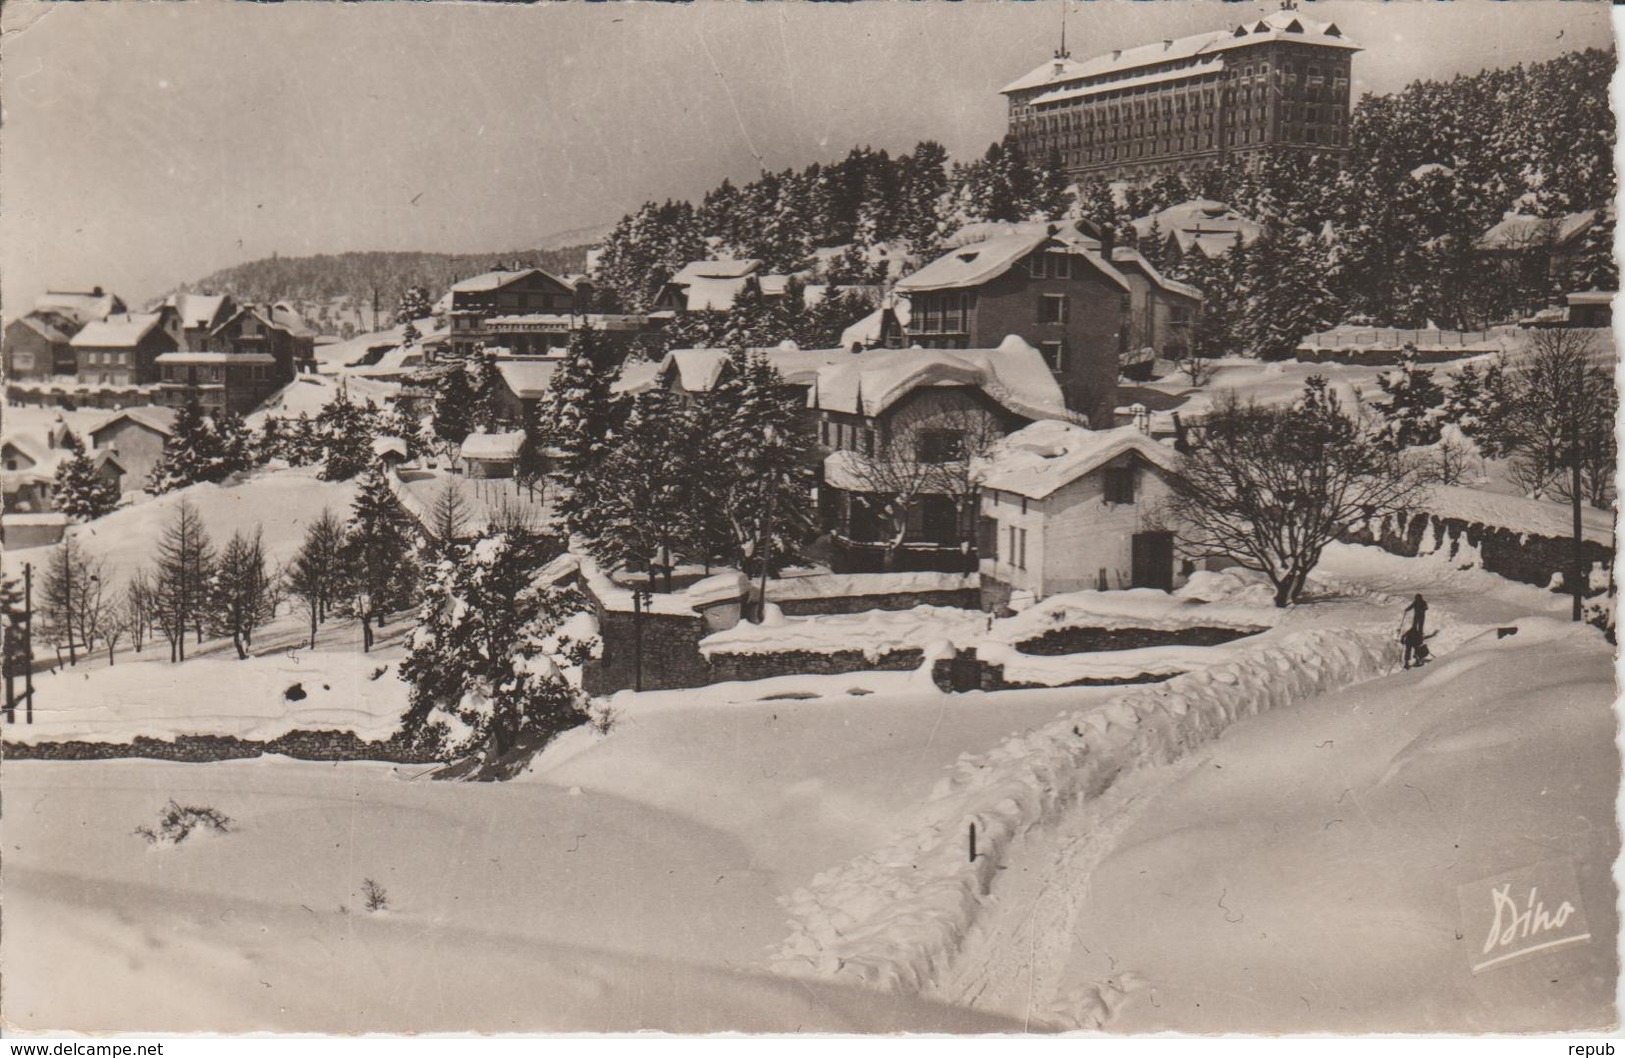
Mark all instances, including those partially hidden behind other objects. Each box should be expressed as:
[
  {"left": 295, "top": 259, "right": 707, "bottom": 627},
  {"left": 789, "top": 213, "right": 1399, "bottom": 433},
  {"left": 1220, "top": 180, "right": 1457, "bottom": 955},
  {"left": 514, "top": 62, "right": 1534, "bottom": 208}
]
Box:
[{"left": 769, "top": 623, "right": 1441, "bottom": 993}]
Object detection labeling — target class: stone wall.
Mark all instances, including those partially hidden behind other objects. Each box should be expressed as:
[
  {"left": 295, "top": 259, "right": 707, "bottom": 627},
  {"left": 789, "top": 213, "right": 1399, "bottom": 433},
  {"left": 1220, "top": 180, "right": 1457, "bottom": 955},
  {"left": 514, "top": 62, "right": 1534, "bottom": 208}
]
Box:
[
  {"left": 3, "top": 728, "right": 442, "bottom": 764},
  {"left": 1344, "top": 510, "right": 1612, "bottom": 592},
  {"left": 1017, "top": 624, "right": 1263, "bottom": 656},
  {"left": 704, "top": 648, "right": 924, "bottom": 685}
]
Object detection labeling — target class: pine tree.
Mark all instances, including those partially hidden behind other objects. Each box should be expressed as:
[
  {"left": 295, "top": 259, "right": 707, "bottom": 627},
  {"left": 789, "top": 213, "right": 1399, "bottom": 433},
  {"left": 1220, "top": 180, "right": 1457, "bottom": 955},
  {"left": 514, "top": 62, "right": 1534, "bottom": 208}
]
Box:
[
  {"left": 541, "top": 327, "right": 624, "bottom": 539},
  {"left": 338, "top": 466, "right": 417, "bottom": 652},
  {"left": 432, "top": 366, "right": 477, "bottom": 451},
  {"left": 1371, "top": 354, "right": 1449, "bottom": 450},
  {"left": 153, "top": 498, "right": 216, "bottom": 662},
  {"left": 209, "top": 528, "right": 278, "bottom": 659},
  {"left": 315, "top": 391, "right": 377, "bottom": 482},
  {"left": 52, "top": 453, "right": 120, "bottom": 521},
  {"left": 207, "top": 410, "right": 255, "bottom": 480},
  {"left": 400, "top": 525, "right": 593, "bottom": 764},
  {"left": 467, "top": 349, "right": 506, "bottom": 429},
  {"left": 587, "top": 388, "right": 698, "bottom": 589},
  {"left": 148, "top": 397, "right": 221, "bottom": 494},
  {"left": 395, "top": 284, "right": 434, "bottom": 326}
]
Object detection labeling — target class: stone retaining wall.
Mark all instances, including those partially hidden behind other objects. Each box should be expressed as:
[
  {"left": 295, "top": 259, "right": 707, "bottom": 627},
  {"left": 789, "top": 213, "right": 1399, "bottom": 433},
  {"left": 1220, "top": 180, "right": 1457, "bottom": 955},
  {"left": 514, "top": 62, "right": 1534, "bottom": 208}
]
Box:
[
  {"left": 3, "top": 728, "right": 442, "bottom": 764},
  {"left": 1344, "top": 510, "right": 1612, "bottom": 592}
]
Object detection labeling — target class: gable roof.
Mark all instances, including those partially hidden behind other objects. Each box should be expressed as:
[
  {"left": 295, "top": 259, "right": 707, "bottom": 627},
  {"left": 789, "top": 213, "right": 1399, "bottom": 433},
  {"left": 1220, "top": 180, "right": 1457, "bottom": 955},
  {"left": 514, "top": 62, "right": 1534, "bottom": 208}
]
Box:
[
  {"left": 679, "top": 275, "right": 757, "bottom": 312},
  {"left": 894, "top": 233, "right": 1129, "bottom": 294},
  {"left": 1109, "top": 247, "right": 1204, "bottom": 301},
  {"left": 460, "top": 430, "right": 527, "bottom": 461},
  {"left": 670, "top": 259, "right": 763, "bottom": 284},
  {"left": 449, "top": 268, "right": 572, "bottom": 295},
  {"left": 70, "top": 312, "right": 166, "bottom": 349},
  {"left": 165, "top": 292, "right": 233, "bottom": 331},
  {"left": 659, "top": 348, "right": 733, "bottom": 393},
  {"left": 1478, "top": 210, "right": 1598, "bottom": 252},
  {"left": 13, "top": 313, "right": 74, "bottom": 345},
  {"left": 976, "top": 420, "right": 1180, "bottom": 500},
  {"left": 1001, "top": 9, "right": 1356, "bottom": 97},
  {"left": 495, "top": 358, "right": 564, "bottom": 399},
  {"left": 810, "top": 337, "right": 1070, "bottom": 421},
  {"left": 89, "top": 405, "right": 179, "bottom": 441},
  {"left": 34, "top": 289, "right": 124, "bottom": 326},
  {"left": 1130, "top": 199, "right": 1263, "bottom": 246}
]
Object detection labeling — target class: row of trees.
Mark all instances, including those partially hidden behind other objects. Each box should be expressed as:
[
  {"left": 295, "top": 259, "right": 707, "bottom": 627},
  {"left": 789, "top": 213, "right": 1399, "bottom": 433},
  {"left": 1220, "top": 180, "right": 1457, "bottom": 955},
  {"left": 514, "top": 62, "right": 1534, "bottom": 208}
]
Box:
[{"left": 38, "top": 466, "right": 419, "bottom": 666}]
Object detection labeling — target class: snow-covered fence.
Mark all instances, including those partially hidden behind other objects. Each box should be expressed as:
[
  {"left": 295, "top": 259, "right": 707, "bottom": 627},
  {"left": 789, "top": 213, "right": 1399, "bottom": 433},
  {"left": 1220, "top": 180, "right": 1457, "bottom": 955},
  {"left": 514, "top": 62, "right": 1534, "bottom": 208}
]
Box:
[
  {"left": 769, "top": 625, "right": 1407, "bottom": 993},
  {"left": 1346, "top": 499, "right": 1612, "bottom": 593}
]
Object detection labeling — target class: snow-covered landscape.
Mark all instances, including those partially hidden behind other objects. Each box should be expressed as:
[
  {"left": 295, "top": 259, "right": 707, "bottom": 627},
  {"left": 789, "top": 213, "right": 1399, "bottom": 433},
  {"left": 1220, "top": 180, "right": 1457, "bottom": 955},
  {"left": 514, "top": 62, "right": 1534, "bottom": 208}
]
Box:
[{"left": 2, "top": 0, "right": 1620, "bottom": 1041}]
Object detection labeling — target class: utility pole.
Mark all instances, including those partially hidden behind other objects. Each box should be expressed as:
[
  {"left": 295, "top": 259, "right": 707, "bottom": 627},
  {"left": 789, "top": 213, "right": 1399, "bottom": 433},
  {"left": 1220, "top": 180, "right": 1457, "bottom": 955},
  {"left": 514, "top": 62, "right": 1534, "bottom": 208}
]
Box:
[
  {"left": 631, "top": 588, "right": 651, "bottom": 692},
  {"left": 1569, "top": 419, "right": 1585, "bottom": 623}
]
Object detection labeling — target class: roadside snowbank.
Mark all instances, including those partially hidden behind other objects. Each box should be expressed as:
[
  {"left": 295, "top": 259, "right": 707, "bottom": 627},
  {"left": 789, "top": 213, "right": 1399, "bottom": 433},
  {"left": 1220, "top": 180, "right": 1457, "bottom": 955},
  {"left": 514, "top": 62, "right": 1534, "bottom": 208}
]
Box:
[{"left": 769, "top": 622, "right": 1458, "bottom": 992}]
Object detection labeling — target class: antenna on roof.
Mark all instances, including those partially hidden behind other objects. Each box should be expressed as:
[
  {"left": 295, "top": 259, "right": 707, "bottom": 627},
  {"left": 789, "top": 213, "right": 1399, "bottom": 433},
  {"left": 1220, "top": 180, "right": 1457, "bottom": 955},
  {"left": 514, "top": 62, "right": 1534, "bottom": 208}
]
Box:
[{"left": 1054, "top": 0, "right": 1070, "bottom": 60}]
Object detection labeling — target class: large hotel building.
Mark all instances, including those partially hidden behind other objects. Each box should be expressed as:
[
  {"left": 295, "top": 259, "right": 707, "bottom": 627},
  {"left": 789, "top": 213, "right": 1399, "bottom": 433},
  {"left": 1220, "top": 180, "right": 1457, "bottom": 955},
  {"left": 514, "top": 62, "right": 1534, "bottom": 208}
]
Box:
[{"left": 1002, "top": 7, "right": 1360, "bottom": 182}]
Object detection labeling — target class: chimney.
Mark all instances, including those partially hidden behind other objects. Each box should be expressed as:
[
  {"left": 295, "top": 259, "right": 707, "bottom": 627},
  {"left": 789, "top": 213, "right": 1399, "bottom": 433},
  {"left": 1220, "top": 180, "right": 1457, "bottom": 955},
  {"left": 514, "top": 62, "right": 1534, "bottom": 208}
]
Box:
[
  {"left": 1131, "top": 402, "right": 1150, "bottom": 435},
  {"left": 1172, "top": 411, "right": 1189, "bottom": 453},
  {"left": 92, "top": 286, "right": 103, "bottom": 296},
  {"left": 1111, "top": 49, "right": 1122, "bottom": 60},
  {"left": 1163, "top": 39, "right": 1173, "bottom": 49}
]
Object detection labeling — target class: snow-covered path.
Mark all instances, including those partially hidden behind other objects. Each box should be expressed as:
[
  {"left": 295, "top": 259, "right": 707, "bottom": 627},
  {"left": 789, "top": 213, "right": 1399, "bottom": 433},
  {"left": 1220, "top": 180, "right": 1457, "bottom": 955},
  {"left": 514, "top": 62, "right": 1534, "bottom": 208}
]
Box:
[{"left": 922, "top": 548, "right": 1616, "bottom": 1031}]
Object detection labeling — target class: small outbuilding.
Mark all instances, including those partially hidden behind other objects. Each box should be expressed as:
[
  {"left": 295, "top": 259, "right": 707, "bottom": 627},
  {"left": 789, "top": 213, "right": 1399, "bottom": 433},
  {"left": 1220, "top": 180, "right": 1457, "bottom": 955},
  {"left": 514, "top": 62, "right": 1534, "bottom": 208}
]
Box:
[
  {"left": 975, "top": 420, "right": 1184, "bottom": 612},
  {"left": 459, "top": 430, "right": 526, "bottom": 479}
]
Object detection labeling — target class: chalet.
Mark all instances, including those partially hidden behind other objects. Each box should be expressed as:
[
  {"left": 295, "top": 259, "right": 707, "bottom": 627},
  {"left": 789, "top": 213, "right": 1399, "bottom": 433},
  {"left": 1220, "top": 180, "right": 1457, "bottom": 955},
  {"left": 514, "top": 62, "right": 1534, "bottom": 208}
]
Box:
[
  {"left": 1128, "top": 199, "right": 1264, "bottom": 262},
  {"left": 208, "top": 304, "right": 314, "bottom": 380},
  {"left": 162, "top": 292, "right": 237, "bottom": 351},
  {"left": 70, "top": 310, "right": 182, "bottom": 387},
  {"left": 446, "top": 268, "right": 584, "bottom": 360},
  {"left": 3, "top": 312, "right": 80, "bottom": 380},
  {"left": 975, "top": 419, "right": 1184, "bottom": 612},
  {"left": 893, "top": 232, "right": 1130, "bottom": 426},
  {"left": 482, "top": 312, "right": 652, "bottom": 358},
  {"left": 1109, "top": 247, "right": 1202, "bottom": 378},
  {"left": 1478, "top": 208, "right": 1609, "bottom": 318},
  {"left": 88, "top": 406, "right": 178, "bottom": 493},
  {"left": 653, "top": 259, "right": 765, "bottom": 315},
  {"left": 1, "top": 437, "right": 59, "bottom": 513},
  {"left": 810, "top": 338, "right": 1074, "bottom": 572},
  {"left": 493, "top": 357, "right": 565, "bottom": 425},
  {"left": 154, "top": 352, "right": 280, "bottom": 415},
  {"left": 1566, "top": 290, "right": 1614, "bottom": 329}
]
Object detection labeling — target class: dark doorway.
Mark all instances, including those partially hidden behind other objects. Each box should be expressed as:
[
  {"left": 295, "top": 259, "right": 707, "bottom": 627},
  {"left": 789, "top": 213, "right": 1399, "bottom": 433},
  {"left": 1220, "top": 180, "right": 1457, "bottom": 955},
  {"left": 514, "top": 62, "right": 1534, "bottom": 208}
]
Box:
[{"left": 1131, "top": 531, "right": 1175, "bottom": 591}]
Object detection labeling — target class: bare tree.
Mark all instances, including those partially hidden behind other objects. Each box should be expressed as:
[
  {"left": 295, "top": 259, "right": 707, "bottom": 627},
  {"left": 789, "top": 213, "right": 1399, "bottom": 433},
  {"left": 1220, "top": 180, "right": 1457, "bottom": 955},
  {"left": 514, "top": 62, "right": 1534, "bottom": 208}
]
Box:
[
  {"left": 39, "top": 538, "right": 108, "bottom": 665},
  {"left": 153, "top": 498, "right": 216, "bottom": 663},
  {"left": 839, "top": 396, "right": 1005, "bottom": 571},
  {"left": 121, "top": 570, "right": 156, "bottom": 655},
  {"left": 284, "top": 509, "right": 347, "bottom": 650},
  {"left": 210, "top": 528, "right": 280, "bottom": 659},
  {"left": 1164, "top": 380, "right": 1432, "bottom": 608},
  {"left": 1500, "top": 328, "right": 1614, "bottom": 509}
]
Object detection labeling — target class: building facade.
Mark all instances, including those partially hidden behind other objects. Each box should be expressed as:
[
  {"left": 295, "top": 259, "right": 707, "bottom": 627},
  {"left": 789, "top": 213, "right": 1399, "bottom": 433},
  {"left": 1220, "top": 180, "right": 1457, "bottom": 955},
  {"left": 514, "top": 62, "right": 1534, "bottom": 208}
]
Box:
[
  {"left": 1002, "top": 8, "right": 1359, "bottom": 182},
  {"left": 446, "top": 268, "right": 584, "bottom": 360},
  {"left": 154, "top": 352, "right": 281, "bottom": 415},
  {"left": 70, "top": 310, "right": 182, "bottom": 387},
  {"left": 895, "top": 232, "right": 1129, "bottom": 427}
]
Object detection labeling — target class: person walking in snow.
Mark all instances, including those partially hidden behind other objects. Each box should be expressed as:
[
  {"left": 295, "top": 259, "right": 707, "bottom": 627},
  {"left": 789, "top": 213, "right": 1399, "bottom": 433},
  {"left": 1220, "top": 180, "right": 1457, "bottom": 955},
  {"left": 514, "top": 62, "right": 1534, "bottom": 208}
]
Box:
[{"left": 1400, "top": 593, "right": 1429, "bottom": 669}]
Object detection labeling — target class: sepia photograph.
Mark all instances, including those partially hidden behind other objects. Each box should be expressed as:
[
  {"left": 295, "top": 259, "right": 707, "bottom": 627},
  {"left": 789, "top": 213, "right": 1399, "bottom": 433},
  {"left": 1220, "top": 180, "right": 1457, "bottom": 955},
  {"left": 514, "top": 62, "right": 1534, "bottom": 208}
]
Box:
[{"left": 0, "top": 0, "right": 1618, "bottom": 1038}]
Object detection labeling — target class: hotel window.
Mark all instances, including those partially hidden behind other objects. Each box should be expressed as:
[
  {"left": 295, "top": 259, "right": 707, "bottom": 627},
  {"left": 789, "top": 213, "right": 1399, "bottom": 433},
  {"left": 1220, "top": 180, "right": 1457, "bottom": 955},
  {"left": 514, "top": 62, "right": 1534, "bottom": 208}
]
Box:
[
  {"left": 1039, "top": 340, "right": 1065, "bottom": 371},
  {"left": 1029, "top": 254, "right": 1048, "bottom": 280},
  {"left": 1006, "top": 526, "right": 1028, "bottom": 571},
  {"left": 1052, "top": 252, "right": 1072, "bottom": 279},
  {"left": 1037, "top": 294, "right": 1068, "bottom": 325}
]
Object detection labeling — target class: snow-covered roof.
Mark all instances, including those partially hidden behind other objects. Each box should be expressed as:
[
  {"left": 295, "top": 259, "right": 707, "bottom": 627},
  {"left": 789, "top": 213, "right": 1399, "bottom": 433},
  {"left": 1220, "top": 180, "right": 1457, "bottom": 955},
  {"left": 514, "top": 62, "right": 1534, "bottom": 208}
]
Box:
[
  {"left": 12, "top": 313, "right": 74, "bottom": 345},
  {"left": 612, "top": 359, "right": 662, "bottom": 396},
  {"left": 70, "top": 313, "right": 165, "bottom": 349},
  {"left": 1130, "top": 199, "right": 1263, "bottom": 249},
  {"left": 894, "top": 233, "right": 1128, "bottom": 294},
  {"left": 839, "top": 295, "right": 912, "bottom": 350},
  {"left": 660, "top": 348, "right": 733, "bottom": 393},
  {"left": 1409, "top": 163, "right": 1456, "bottom": 182},
  {"left": 1110, "top": 247, "right": 1204, "bottom": 301},
  {"left": 1001, "top": 9, "right": 1357, "bottom": 96},
  {"left": 371, "top": 435, "right": 408, "bottom": 460},
  {"left": 269, "top": 303, "right": 316, "bottom": 339},
  {"left": 1033, "top": 58, "right": 1227, "bottom": 107},
  {"left": 670, "top": 259, "right": 763, "bottom": 284},
  {"left": 450, "top": 268, "right": 557, "bottom": 294},
  {"left": 681, "top": 276, "right": 755, "bottom": 312},
  {"left": 90, "top": 405, "right": 178, "bottom": 441},
  {"left": 975, "top": 420, "right": 1180, "bottom": 501},
  {"left": 495, "top": 358, "right": 563, "bottom": 399},
  {"left": 34, "top": 289, "right": 121, "bottom": 326},
  {"left": 165, "top": 292, "right": 232, "bottom": 330},
  {"left": 946, "top": 221, "right": 1101, "bottom": 252},
  {"left": 810, "top": 337, "right": 1069, "bottom": 421},
  {"left": 460, "top": 430, "right": 527, "bottom": 461},
  {"left": 157, "top": 351, "right": 276, "bottom": 365},
  {"left": 1478, "top": 210, "right": 1597, "bottom": 251},
  {"left": 1, "top": 436, "right": 45, "bottom": 467},
  {"left": 1567, "top": 290, "right": 1615, "bottom": 306},
  {"left": 757, "top": 345, "right": 853, "bottom": 387}
]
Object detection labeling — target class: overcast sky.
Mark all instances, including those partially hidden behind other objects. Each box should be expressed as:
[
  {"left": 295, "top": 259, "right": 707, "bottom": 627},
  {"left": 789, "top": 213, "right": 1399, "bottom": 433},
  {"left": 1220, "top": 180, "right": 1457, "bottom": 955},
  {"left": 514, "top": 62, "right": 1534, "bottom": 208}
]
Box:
[{"left": 0, "top": 0, "right": 1614, "bottom": 314}]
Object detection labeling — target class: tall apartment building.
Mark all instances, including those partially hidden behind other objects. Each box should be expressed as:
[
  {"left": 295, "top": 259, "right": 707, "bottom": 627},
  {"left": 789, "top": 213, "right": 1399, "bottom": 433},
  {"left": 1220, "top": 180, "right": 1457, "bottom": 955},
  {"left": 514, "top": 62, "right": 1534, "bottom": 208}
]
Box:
[{"left": 1002, "top": 6, "right": 1359, "bottom": 182}]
